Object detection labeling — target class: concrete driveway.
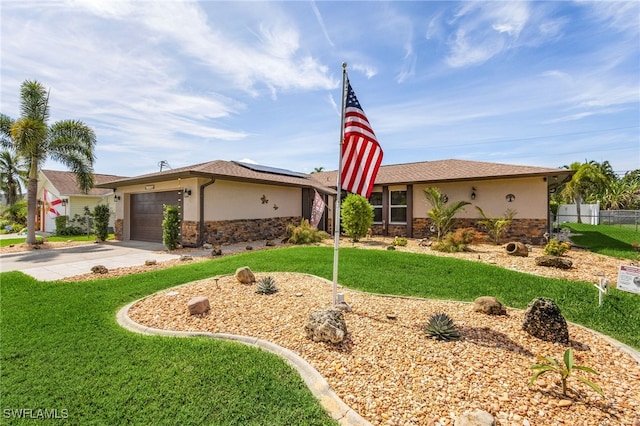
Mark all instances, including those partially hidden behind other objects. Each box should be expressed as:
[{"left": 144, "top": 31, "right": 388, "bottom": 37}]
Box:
[{"left": 0, "top": 240, "right": 181, "bottom": 281}]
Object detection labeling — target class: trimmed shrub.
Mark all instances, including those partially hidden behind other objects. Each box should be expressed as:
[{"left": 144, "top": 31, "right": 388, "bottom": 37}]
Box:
[
  {"left": 162, "top": 204, "right": 181, "bottom": 250},
  {"left": 93, "top": 204, "right": 110, "bottom": 242}
]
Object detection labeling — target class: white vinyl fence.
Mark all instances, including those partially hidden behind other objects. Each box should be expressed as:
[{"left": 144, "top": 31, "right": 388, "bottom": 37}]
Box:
[{"left": 556, "top": 202, "right": 600, "bottom": 225}]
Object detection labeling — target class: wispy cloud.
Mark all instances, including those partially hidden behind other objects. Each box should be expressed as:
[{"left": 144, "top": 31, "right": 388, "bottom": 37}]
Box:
[
  {"left": 444, "top": 1, "right": 532, "bottom": 67},
  {"left": 309, "top": 1, "right": 334, "bottom": 48}
]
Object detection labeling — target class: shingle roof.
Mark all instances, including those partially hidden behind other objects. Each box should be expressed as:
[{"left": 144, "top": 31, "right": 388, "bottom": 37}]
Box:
[
  {"left": 41, "top": 170, "right": 127, "bottom": 196},
  {"left": 94, "top": 160, "right": 336, "bottom": 194},
  {"left": 310, "top": 159, "right": 574, "bottom": 188}
]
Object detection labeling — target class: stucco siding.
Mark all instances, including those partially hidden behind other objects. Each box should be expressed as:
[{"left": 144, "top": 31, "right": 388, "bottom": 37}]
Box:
[
  {"left": 203, "top": 180, "right": 301, "bottom": 221},
  {"left": 414, "top": 177, "right": 548, "bottom": 220}
]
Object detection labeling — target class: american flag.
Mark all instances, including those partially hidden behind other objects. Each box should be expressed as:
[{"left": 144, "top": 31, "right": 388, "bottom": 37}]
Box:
[{"left": 341, "top": 79, "right": 383, "bottom": 198}]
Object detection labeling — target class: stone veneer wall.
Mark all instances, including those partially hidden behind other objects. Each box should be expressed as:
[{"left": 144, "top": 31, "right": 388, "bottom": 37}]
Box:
[
  {"left": 412, "top": 218, "right": 548, "bottom": 245},
  {"left": 181, "top": 216, "right": 302, "bottom": 246},
  {"left": 114, "top": 219, "right": 123, "bottom": 240}
]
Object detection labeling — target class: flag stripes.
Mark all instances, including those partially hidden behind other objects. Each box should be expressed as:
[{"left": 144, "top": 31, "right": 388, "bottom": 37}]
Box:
[{"left": 340, "top": 80, "right": 383, "bottom": 198}]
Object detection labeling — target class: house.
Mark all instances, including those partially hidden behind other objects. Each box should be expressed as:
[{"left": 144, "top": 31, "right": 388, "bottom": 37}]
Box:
[
  {"left": 37, "top": 170, "right": 125, "bottom": 234},
  {"left": 312, "top": 159, "right": 574, "bottom": 244},
  {"left": 95, "top": 160, "right": 335, "bottom": 245}
]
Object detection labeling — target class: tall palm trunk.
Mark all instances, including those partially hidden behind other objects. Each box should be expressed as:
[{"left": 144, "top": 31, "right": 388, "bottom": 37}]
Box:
[
  {"left": 26, "top": 161, "right": 39, "bottom": 244},
  {"left": 574, "top": 193, "right": 582, "bottom": 224}
]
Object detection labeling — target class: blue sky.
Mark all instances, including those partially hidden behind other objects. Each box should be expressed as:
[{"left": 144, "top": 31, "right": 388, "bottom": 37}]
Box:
[{"left": 1, "top": 1, "right": 638, "bottom": 178}]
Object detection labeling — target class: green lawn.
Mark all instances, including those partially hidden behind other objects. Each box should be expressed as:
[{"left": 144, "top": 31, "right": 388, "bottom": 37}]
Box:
[
  {"left": 2, "top": 245, "right": 639, "bottom": 424},
  {"left": 565, "top": 223, "right": 640, "bottom": 261},
  {"left": 0, "top": 234, "right": 114, "bottom": 247}
]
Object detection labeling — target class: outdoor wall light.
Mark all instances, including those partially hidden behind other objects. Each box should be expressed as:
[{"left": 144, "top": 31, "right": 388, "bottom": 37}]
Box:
[
  {"left": 471, "top": 187, "right": 477, "bottom": 200},
  {"left": 61, "top": 198, "right": 68, "bottom": 206},
  {"left": 184, "top": 189, "right": 192, "bottom": 197},
  {"left": 114, "top": 195, "right": 121, "bottom": 202}
]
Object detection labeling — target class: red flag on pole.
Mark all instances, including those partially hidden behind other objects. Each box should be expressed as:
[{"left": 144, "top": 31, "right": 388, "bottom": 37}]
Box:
[{"left": 341, "top": 79, "right": 383, "bottom": 198}]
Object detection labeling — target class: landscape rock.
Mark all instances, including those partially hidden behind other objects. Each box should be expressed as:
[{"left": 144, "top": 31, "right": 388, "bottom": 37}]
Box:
[
  {"left": 335, "top": 301, "right": 352, "bottom": 312},
  {"left": 91, "top": 265, "right": 108, "bottom": 274},
  {"left": 145, "top": 259, "right": 157, "bottom": 266},
  {"left": 265, "top": 240, "right": 276, "bottom": 247},
  {"left": 522, "top": 297, "right": 569, "bottom": 344},
  {"left": 535, "top": 255, "right": 572, "bottom": 269},
  {"left": 505, "top": 241, "right": 529, "bottom": 257},
  {"left": 211, "top": 247, "right": 222, "bottom": 256},
  {"left": 235, "top": 266, "right": 256, "bottom": 284},
  {"left": 187, "top": 296, "right": 210, "bottom": 315},
  {"left": 455, "top": 409, "right": 496, "bottom": 426},
  {"left": 202, "top": 243, "right": 213, "bottom": 249},
  {"left": 179, "top": 255, "right": 193, "bottom": 261},
  {"left": 305, "top": 308, "right": 347, "bottom": 344},
  {"left": 473, "top": 296, "right": 507, "bottom": 315}
]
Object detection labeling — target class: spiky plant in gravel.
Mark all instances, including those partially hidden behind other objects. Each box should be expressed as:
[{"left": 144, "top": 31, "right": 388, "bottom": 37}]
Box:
[
  {"left": 256, "top": 276, "right": 278, "bottom": 295},
  {"left": 424, "top": 312, "right": 460, "bottom": 341}
]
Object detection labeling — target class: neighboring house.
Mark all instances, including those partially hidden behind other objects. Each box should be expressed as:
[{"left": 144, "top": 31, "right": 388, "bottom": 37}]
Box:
[
  {"left": 95, "top": 160, "right": 335, "bottom": 245},
  {"left": 37, "top": 170, "right": 125, "bottom": 234},
  {"left": 313, "top": 159, "right": 574, "bottom": 244}
]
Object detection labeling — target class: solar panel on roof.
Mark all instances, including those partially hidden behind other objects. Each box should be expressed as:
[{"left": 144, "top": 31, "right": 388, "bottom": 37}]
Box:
[{"left": 233, "top": 161, "right": 308, "bottom": 179}]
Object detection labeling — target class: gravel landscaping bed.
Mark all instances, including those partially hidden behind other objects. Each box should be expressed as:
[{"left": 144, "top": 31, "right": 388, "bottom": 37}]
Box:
[
  {"left": 128, "top": 271, "right": 639, "bottom": 426},
  {"left": 10, "top": 237, "right": 638, "bottom": 424}
]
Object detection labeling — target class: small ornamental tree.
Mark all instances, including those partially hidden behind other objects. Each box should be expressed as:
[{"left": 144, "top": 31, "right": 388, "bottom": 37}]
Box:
[
  {"left": 93, "top": 204, "right": 111, "bottom": 241},
  {"left": 424, "top": 187, "right": 470, "bottom": 241},
  {"left": 162, "top": 204, "right": 181, "bottom": 250},
  {"left": 476, "top": 207, "right": 516, "bottom": 245},
  {"left": 341, "top": 193, "right": 374, "bottom": 242}
]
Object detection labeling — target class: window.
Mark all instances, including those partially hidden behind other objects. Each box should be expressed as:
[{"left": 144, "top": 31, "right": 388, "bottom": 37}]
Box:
[
  {"left": 369, "top": 192, "right": 383, "bottom": 223},
  {"left": 390, "top": 190, "right": 407, "bottom": 223}
]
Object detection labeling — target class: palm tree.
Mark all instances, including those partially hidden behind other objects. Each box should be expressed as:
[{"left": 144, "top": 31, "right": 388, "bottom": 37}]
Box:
[
  {"left": 0, "top": 80, "right": 96, "bottom": 244},
  {"left": 602, "top": 179, "right": 639, "bottom": 210},
  {"left": 0, "top": 149, "right": 28, "bottom": 222},
  {"left": 311, "top": 166, "right": 325, "bottom": 174},
  {"left": 423, "top": 187, "right": 470, "bottom": 240},
  {"left": 561, "top": 161, "right": 607, "bottom": 223}
]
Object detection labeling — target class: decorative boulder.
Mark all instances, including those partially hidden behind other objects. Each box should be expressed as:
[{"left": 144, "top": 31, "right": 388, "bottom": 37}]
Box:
[
  {"left": 211, "top": 247, "right": 222, "bottom": 256},
  {"left": 180, "top": 255, "right": 193, "bottom": 262},
  {"left": 505, "top": 242, "right": 529, "bottom": 257},
  {"left": 522, "top": 297, "right": 569, "bottom": 344},
  {"left": 187, "top": 296, "right": 210, "bottom": 315},
  {"left": 305, "top": 308, "right": 348, "bottom": 344},
  {"left": 455, "top": 409, "right": 496, "bottom": 426},
  {"left": 535, "top": 255, "right": 572, "bottom": 269},
  {"left": 235, "top": 266, "right": 255, "bottom": 284},
  {"left": 91, "top": 265, "right": 108, "bottom": 274},
  {"left": 473, "top": 296, "right": 506, "bottom": 315},
  {"left": 265, "top": 240, "right": 276, "bottom": 247},
  {"left": 145, "top": 259, "right": 157, "bottom": 266}
]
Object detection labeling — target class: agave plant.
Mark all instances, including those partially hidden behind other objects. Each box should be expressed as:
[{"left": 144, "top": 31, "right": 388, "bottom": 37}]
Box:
[
  {"left": 423, "top": 312, "right": 460, "bottom": 341},
  {"left": 256, "top": 276, "right": 278, "bottom": 295},
  {"left": 530, "top": 348, "right": 604, "bottom": 397}
]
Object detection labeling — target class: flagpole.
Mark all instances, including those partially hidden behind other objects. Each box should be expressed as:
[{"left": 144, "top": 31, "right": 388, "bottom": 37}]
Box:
[{"left": 332, "top": 62, "right": 348, "bottom": 306}]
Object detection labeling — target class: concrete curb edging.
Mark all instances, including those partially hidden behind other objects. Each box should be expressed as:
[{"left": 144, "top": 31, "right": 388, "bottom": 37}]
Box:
[{"left": 116, "top": 301, "right": 372, "bottom": 426}]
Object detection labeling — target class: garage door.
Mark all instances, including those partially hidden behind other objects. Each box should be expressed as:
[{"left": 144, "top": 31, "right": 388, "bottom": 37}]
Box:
[{"left": 130, "top": 191, "right": 182, "bottom": 242}]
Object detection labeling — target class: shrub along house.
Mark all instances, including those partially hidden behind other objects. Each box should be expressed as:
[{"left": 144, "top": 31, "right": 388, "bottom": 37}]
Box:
[
  {"left": 95, "top": 160, "right": 335, "bottom": 246},
  {"left": 312, "top": 159, "right": 574, "bottom": 244}
]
